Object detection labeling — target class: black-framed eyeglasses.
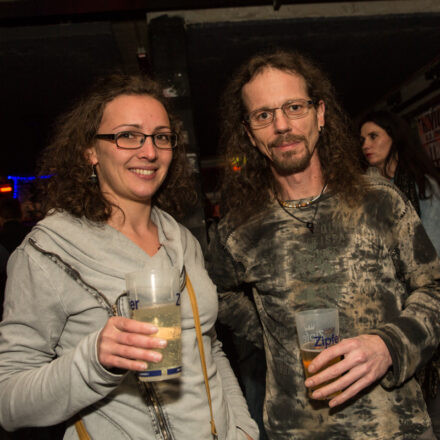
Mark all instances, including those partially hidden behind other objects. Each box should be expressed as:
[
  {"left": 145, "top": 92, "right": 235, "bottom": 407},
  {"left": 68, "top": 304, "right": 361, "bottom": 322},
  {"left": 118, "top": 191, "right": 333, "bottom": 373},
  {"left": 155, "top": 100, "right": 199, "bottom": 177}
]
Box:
[
  {"left": 95, "top": 130, "right": 178, "bottom": 150},
  {"left": 244, "top": 99, "right": 315, "bottom": 129}
]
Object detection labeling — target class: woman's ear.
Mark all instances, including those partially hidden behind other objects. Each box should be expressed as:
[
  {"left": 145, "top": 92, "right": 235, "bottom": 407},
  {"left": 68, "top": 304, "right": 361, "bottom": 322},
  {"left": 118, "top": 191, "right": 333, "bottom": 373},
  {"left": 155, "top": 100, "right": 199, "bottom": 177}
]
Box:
[{"left": 85, "top": 147, "right": 98, "bottom": 166}]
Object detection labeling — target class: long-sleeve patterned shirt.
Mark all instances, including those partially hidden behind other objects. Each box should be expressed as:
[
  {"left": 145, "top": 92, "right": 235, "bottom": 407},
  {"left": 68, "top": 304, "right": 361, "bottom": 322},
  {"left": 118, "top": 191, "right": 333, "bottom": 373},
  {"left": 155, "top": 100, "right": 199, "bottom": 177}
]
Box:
[{"left": 207, "top": 176, "right": 440, "bottom": 440}]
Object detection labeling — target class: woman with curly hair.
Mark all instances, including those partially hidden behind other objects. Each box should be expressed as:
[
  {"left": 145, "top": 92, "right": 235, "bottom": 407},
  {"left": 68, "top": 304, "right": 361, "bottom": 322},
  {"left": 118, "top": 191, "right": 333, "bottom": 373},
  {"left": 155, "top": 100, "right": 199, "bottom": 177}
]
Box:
[{"left": 0, "top": 74, "right": 258, "bottom": 440}]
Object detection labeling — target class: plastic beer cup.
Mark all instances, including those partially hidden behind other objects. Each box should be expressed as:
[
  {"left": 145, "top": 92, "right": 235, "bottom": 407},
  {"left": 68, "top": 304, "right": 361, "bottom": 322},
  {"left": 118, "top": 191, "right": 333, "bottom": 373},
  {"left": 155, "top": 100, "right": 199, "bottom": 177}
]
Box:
[
  {"left": 295, "top": 308, "right": 341, "bottom": 399},
  {"left": 125, "top": 268, "right": 182, "bottom": 381}
]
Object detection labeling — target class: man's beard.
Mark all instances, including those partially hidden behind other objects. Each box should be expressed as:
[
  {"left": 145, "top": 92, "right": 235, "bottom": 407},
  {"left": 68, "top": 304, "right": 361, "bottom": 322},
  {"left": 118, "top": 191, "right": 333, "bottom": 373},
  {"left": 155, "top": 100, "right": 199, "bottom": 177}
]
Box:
[{"left": 268, "top": 133, "right": 315, "bottom": 175}]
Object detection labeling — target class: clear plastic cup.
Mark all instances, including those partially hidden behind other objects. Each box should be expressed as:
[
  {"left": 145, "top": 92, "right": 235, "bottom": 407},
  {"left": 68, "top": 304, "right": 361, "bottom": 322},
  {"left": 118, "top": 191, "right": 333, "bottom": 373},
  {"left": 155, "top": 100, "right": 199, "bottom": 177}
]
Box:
[
  {"left": 125, "top": 268, "right": 182, "bottom": 381},
  {"left": 295, "top": 308, "right": 341, "bottom": 399}
]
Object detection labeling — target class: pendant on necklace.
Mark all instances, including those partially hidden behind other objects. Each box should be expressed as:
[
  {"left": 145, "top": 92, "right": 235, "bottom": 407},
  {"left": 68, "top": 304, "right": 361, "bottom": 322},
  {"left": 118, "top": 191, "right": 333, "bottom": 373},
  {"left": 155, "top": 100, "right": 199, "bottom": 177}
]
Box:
[{"left": 306, "top": 222, "right": 314, "bottom": 233}]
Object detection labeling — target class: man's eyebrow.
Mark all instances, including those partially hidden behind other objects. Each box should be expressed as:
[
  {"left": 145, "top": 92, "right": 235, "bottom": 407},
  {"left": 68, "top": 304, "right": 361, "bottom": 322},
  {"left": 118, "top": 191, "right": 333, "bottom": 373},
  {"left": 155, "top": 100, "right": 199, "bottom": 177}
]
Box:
[
  {"left": 250, "top": 105, "right": 273, "bottom": 113},
  {"left": 111, "top": 124, "right": 171, "bottom": 131}
]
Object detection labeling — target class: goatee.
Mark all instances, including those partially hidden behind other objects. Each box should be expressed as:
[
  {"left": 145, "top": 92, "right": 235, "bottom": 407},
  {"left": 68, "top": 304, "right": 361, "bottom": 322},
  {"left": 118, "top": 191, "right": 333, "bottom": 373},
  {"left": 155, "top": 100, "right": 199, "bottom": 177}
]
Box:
[{"left": 269, "top": 133, "right": 313, "bottom": 175}]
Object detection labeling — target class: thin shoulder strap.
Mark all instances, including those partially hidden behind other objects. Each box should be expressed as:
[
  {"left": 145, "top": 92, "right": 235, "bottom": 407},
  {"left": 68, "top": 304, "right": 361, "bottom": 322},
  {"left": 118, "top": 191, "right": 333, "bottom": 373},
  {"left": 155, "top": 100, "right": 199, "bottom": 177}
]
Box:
[
  {"left": 186, "top": 273, "right": 218, "bottom": 440},
  {"left": 75, "top": 418, "right": 91, "bottom": 440}
]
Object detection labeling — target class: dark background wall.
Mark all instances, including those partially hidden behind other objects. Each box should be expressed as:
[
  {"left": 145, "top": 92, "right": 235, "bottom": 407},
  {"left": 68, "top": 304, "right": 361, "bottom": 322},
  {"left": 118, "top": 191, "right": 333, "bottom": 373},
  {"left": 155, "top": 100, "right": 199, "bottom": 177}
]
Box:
[{"left": 0, "top": 0, "right": 439, "bottom": 183}]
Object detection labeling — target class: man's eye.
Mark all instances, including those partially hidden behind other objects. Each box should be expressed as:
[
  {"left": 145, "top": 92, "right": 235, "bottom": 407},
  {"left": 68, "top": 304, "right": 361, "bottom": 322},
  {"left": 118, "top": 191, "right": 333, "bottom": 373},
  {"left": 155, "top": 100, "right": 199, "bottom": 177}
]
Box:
[
  {"left": 255, "top": 111, "right": 271, "bottom": 121},
  {"left": 287, "top": 103, "right": 303, "bottom": 112}
]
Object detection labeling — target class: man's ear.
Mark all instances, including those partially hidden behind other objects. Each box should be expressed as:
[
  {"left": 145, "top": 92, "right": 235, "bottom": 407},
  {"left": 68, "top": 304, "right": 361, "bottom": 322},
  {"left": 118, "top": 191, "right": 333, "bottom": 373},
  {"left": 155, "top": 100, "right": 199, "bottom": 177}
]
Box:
[
  {"left": 317, "top": 99, "right": 325, "bottom": 129},
  {"left": 243, "top": 122, "right": 257, "bottom": 147}
]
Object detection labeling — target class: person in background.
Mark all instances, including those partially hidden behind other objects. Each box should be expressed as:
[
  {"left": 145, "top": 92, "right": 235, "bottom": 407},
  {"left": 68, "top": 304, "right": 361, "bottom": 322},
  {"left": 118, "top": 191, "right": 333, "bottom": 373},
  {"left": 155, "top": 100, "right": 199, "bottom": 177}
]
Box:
[
  {"left": 360, "top": 110, "right": 440, "bottom": 254},
  {"left": 360, "top": 110, "right": 440, "bottom": 439},
  {"left": 0, "top": 73, "right": 258, "bottom": 440},
  {"left": 207, "top": 49, "right": 440, "bottom": 439}
]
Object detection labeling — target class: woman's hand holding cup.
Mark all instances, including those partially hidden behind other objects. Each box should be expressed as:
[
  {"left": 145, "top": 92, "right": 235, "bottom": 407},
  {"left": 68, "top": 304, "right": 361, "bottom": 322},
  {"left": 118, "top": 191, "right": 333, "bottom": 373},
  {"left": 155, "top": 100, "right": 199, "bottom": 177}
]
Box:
[{"left": 97, "top": 316, "right": 167, "bottom": 372}]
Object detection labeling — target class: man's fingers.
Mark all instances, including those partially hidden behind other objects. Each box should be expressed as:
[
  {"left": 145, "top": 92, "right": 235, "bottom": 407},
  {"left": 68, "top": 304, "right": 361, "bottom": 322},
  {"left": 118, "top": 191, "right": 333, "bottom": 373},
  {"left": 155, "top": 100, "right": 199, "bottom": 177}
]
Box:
[
  {"left": 309, "top": 364, "right": 366, "bottom": 399},
  {"left": 305, "top": 356, "right": 350, "bottom": 387},
  {"left": 308, "top": 340, "right": 349, "bottom": 373},
  {"left": 328, "top": 375, "right": 375, "bottom": 407},
  {"left": 304, "top": 334, "right": 392, "bottom": 406}
]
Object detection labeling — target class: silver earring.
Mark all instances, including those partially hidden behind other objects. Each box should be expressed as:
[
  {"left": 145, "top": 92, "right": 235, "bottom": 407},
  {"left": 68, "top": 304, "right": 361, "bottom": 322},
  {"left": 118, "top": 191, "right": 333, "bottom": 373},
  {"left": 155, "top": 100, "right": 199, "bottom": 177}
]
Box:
[{"left": 89, "top": 164, "right": 98, "bottom": 184}]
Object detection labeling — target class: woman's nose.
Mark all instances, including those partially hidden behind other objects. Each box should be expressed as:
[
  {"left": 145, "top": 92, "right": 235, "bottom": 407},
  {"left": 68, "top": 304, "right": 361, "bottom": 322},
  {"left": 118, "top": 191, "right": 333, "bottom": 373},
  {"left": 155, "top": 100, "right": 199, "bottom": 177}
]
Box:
[{"left": 138, "top": 137, "right": 158, "bottom": 160}]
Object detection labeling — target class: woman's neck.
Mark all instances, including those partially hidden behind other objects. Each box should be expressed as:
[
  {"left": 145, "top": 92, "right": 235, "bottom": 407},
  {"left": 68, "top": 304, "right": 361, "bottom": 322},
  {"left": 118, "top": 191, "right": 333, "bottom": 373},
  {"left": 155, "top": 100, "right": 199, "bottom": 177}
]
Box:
[
  {"left": 108, "top": 201, "right": 161, "bottom": 257},
  {"left": 380, "top": 156, "right": 398, "bottom": 179}
]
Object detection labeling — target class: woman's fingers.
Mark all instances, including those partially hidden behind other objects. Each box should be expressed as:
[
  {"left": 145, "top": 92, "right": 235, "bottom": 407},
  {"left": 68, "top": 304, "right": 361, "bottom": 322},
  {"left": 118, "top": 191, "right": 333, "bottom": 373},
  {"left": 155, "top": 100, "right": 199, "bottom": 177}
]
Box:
[{"left": 97, "top": 316, "right": 167, "bottom": 370}]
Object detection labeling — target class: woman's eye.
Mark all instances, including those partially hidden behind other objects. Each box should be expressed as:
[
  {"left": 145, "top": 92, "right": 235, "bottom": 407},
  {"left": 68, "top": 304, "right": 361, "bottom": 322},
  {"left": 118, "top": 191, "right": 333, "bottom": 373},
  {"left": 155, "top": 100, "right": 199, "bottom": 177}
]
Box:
[
  {"left": 120, "top": 131, "right": 136, "bottom": 139},
  {"left": 155, "top": 134, "right": 170, "bottom": 142}
]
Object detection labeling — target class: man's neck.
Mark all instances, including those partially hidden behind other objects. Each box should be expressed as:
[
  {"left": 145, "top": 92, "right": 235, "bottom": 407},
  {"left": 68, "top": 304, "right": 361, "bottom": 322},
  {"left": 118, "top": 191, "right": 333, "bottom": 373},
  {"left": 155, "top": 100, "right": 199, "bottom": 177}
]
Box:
[{"left": 273, "top": 157, "right": 325, "bottom": 201}]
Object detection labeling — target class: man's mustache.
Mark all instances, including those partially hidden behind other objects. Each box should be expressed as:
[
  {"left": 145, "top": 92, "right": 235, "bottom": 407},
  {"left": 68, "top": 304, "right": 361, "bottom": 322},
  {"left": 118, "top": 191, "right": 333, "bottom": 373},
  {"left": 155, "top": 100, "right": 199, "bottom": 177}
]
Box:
[{"left": 269, "top": 134, "right": 307, "bottom": 149}]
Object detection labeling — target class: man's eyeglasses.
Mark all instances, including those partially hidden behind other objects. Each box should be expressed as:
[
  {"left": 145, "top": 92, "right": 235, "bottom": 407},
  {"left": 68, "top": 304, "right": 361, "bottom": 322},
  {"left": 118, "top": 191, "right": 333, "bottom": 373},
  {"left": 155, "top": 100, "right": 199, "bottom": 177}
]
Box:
[
  {"left": 244, "top": 99, "right": 315, "bottom": 129},
  {"left": 95, "top": 131, "right": 178, "bottom": 150}
]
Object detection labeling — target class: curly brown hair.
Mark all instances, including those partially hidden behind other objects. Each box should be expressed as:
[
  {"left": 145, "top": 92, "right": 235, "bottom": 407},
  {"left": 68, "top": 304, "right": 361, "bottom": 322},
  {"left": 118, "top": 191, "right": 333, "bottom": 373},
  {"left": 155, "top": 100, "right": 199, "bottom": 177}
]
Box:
[
  {"left": 37, "top": 73, "right": 196, "bottom": 222},
  {"left": 219, "top": 50, "right": 365, "bottom": 224}
]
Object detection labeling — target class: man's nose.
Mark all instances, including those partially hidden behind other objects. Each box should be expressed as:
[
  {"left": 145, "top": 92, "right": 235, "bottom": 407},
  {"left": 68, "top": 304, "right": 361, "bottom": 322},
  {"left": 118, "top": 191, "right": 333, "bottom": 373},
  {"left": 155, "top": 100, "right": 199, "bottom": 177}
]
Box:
[{"left": 273, "top": 108, "right": 291, "bottom": 133}]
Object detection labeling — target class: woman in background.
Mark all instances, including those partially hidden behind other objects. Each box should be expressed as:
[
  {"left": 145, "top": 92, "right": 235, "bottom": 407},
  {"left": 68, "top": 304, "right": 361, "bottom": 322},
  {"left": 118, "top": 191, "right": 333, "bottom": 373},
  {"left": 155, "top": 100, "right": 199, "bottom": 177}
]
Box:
[
  {"left": 360, "top": 110, "right": 440, "bottom": 253},
  {"left": 360, "top": 109, "right": 440, "bottom": 439},
  {"left": 0, "top": 73, "right": 257, "bottom": 440}
]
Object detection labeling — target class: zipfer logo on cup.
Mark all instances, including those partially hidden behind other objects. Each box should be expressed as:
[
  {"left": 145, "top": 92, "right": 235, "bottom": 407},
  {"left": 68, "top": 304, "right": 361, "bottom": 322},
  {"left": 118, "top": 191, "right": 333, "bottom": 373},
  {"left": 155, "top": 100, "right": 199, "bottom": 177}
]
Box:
[{"left": 313, "top": 333, "right": 339, "bottom": 348}]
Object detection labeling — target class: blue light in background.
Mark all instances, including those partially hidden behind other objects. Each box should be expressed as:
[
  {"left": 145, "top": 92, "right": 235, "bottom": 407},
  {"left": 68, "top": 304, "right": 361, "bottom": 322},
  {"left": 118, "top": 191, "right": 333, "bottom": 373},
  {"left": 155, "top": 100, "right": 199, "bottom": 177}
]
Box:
[{"left": 7, "top": 175, "right": 52, "bottom": 199}]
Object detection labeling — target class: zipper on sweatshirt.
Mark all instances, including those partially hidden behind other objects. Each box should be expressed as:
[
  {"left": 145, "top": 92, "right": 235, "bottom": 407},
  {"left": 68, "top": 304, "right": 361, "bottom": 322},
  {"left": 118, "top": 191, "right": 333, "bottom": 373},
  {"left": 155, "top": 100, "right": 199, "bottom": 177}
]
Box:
[
  {"left": 29, "top": 237, "right": 176, "bottom": 440},
  {"left": 138, "top": 381, "right": 174, "bottom": 440}
]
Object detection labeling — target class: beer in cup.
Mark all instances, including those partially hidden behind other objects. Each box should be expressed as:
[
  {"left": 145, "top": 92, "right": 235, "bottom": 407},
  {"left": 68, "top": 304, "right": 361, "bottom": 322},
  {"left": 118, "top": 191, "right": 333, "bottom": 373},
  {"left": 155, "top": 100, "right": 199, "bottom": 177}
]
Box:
[
  {"left": 295, "top": 308, "right": 341, "bottom": 399},
  {"left": 125, "top": 268, "right": 182, "bottom": 381}
]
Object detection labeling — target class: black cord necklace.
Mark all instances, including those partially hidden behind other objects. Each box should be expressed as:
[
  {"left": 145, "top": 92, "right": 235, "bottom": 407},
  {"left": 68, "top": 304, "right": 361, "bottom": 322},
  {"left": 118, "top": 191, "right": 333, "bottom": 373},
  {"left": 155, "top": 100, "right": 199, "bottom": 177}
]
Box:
[{"left": 277, "top": 183, "right": 327, "bottom": 233}]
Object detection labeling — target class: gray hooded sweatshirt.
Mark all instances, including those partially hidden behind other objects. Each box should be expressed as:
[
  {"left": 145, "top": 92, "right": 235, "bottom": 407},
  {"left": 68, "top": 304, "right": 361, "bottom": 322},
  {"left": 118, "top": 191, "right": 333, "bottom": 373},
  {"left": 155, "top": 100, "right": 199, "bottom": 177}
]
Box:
[{"left": 0, "top": 208, "right": 258, "bottom": 440}]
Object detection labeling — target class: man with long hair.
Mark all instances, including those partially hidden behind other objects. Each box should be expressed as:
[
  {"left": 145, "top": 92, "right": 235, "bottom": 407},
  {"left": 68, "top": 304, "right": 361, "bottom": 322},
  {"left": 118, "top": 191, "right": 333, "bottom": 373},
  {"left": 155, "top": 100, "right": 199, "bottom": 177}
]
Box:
[{"left": 207, "top": 50, "right": 440, "bottom": 439}]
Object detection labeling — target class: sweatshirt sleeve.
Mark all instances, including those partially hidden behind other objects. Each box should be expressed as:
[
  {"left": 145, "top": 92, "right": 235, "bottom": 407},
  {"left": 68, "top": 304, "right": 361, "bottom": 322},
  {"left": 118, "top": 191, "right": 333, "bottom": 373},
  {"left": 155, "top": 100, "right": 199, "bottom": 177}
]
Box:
[
  {"left": 0, "top": 247, "right": 124, "bottom": 431},
  {"left": 369, "top": 200, "right": 440, "bottom": 388},
  {"left": 207, "top": 226, "right": 264, "bottom": 349}
]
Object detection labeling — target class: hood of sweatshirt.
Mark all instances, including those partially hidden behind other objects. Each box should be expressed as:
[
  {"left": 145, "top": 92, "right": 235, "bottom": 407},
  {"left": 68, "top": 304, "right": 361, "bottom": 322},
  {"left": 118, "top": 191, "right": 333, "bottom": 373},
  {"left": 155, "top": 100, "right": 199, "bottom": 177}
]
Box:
[{"left": 29, "top": 207, "right": 185, "bottom": 307}]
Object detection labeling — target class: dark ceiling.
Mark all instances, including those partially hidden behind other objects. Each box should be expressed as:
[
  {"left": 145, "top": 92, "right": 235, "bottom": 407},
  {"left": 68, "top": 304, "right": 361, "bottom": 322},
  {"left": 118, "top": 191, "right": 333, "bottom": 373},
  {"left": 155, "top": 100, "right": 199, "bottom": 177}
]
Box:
[
  {"left": 186, "top": 13, "right": 440, "bottom": 158},
  {"left": 0, "top": 1, "right": 439, "bottom": 176},
  {"left": 0, "top": 0, "right": 388, "bottom": 22}
]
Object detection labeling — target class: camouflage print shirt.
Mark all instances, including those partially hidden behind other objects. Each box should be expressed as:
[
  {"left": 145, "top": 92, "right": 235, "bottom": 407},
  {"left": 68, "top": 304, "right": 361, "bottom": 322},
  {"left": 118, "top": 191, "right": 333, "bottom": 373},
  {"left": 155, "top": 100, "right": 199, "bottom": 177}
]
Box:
[{"left": 207, "top": 176, "right": 440, "bottom": 440}]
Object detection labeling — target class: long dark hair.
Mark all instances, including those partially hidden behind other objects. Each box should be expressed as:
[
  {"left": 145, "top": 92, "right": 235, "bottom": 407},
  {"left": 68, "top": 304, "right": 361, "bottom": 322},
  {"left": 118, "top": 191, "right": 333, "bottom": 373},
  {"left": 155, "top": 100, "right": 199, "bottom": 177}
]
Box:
[
  {"left": 219, "top": 49, "right": 365, "bottom": 225},
  {"left": 359, "top": 110, "right": 440, "bottom": 199},
  {"left": 37, "top": 74, "right": 196, "bottom": 222}
]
